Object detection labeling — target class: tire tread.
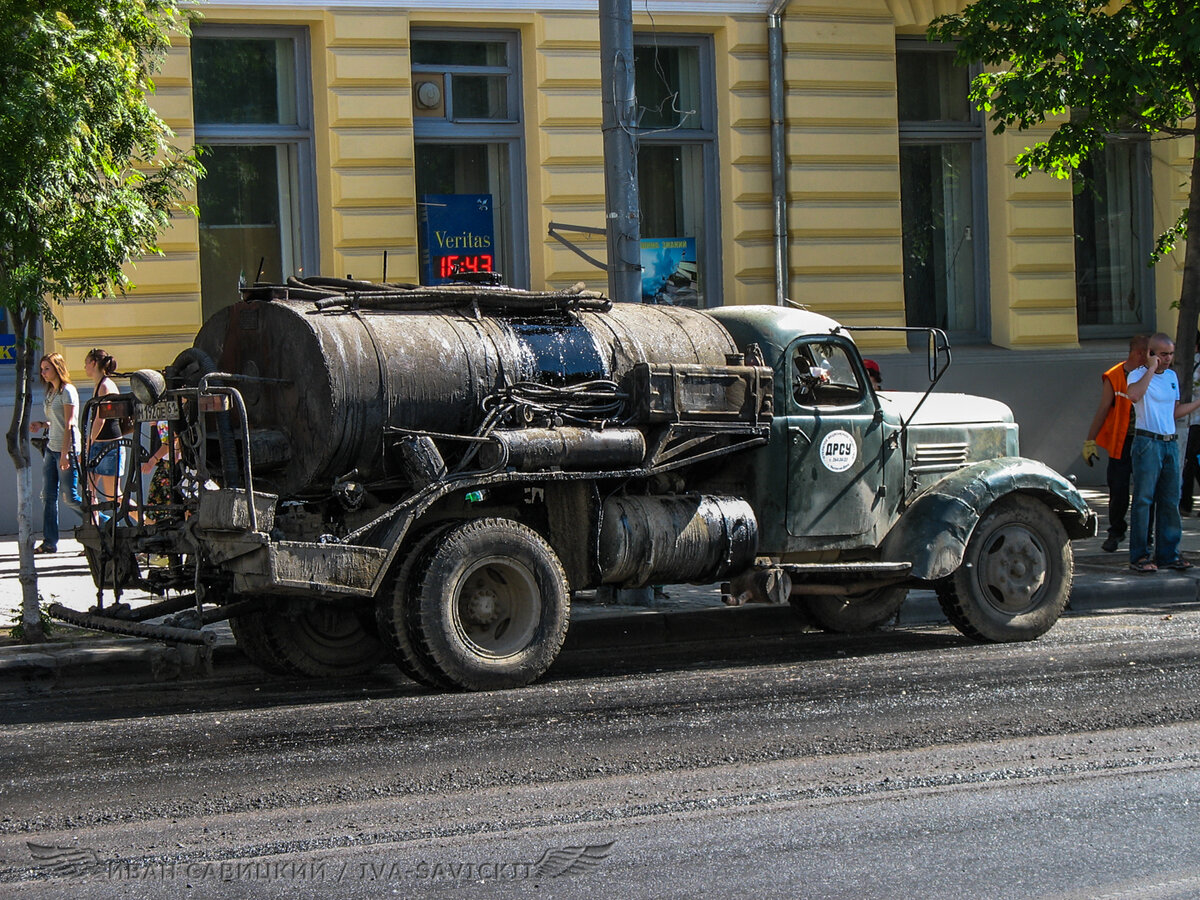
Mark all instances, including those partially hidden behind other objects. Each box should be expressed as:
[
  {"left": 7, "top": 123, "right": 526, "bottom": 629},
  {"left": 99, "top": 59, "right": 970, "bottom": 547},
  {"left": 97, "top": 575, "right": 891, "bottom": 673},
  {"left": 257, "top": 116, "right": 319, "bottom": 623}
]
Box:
[
  {"left": 411, "top": 518, "right": 570, "bottom": 691},
  {"left": 937, "top": 494, "right": 1072, "bottom": 643}
]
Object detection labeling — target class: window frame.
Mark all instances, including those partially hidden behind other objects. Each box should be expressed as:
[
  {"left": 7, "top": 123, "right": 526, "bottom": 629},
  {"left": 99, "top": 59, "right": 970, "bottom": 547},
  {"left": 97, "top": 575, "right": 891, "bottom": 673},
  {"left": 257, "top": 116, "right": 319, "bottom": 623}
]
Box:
[
  {"left": 789, "top": 336, "right": 869, "bottom": 411},
  {"left": 191, "top": 24, "right": 320, "bottom": 303},
  {"left": 412, "top": 28, "right": 529, "bottom": 288},
  {"left": 896, "top": 37, "right": 990, "bottom": 343},
  {"left": 1074, "top": 135, "right": 1156, "bottom": 339},
  {"left": 632, "top": 32, "right": 722, "bottom": 308}
]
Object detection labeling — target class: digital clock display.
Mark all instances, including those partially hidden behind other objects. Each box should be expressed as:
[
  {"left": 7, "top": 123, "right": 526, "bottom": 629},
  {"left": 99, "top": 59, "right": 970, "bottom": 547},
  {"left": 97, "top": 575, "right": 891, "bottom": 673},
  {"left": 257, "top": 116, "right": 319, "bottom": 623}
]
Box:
[{"left": 437, "top": 254, "right": 494, "bottom": 279}]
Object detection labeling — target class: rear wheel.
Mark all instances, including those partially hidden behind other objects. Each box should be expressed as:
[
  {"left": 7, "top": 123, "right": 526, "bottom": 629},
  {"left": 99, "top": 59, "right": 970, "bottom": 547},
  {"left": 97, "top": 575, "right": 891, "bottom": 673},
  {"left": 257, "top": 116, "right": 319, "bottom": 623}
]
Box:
[
  {"left": 235, "top": 602, "right": 387, "bottom": 677},
  {"left": 376, "top": 525, "right": 457, "bottom": 689},
  {"left": 411, "top": 518, "right": 570, "bottom": 691},
  {"left": 799, "top": 584, "right": 907, "bottom": 633},
  {"left": 229, "top": 611, "right": 292, "bottom": 675},
  {"left": 937, "top": 494, "right": 1071, "bottom": 643}
]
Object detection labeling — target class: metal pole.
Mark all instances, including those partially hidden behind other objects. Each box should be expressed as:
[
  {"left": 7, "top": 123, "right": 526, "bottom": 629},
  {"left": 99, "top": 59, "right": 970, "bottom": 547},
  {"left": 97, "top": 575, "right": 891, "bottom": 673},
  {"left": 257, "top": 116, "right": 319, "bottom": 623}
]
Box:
[
  {"left": 768, "top": 0, "right": 792, "bottom": 306},
  {"left": 599, "top": 0, "right": 642, "bottom": 302}
]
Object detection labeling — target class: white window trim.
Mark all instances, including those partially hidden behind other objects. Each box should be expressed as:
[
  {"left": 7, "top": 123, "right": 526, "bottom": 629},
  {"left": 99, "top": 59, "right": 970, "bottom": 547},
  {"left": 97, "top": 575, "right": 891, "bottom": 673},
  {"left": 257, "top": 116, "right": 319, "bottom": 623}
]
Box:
[
  {"left": 192, "top": 25, "right": 320, "bottom": 289},
  {"left": 634, "top": 32, "right": 721, "bottom": 308},
  {"left": 896, "top": 38, "right": 990, "bottom": 342},
  {"left": 412, "top": 29, "right": 529, "bottom": 288}
]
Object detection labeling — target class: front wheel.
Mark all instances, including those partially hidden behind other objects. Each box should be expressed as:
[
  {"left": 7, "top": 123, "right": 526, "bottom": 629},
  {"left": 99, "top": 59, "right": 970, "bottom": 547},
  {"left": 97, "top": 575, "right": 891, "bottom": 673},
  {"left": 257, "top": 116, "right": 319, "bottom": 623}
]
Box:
[
  {"left": 937, "top": 495, "right": 1072, "bottom": 643},
  {"left": 412, "top": 518, "right": 570, "bottom": 691}
]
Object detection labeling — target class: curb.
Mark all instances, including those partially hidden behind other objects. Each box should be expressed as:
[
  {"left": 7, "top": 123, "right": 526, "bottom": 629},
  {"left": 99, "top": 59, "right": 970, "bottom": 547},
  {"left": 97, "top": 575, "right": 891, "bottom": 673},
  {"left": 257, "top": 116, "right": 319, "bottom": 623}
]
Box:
[
  {"left": 6, "top": 484, "right": 1200, "bottom": 688},
  {"left": 0, "top": 636, "right": 245, "bottom": 690},
  {"left": 1069, "top": 569, "right": 1200, "bottom": 610}
]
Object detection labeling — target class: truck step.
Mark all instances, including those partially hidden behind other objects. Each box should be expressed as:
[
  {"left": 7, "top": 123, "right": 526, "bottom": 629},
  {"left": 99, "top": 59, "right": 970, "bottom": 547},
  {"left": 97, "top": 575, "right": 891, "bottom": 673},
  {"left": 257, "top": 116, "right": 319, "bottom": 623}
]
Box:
[{"left": 778, "top": 561, "right": 912, "bottom": 577}]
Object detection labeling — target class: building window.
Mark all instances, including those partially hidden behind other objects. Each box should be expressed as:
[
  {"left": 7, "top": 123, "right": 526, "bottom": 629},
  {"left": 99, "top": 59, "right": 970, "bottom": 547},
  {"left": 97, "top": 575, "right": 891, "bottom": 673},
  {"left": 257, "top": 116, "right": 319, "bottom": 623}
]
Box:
[
  {"left": 412, "top": 31, "right": 527, "bottom": 288},
  {"left": 1074, "top": 139, "right": 1154, "bottom": 335},
  {"left": 897, "top": 41, "right": 987, "bottom": 338},
  {"left": 191, "top": 27, "right": 318, "bottom": 319},
  {"left": 634, "top": 35, "right": 719, "bottom": 308}
]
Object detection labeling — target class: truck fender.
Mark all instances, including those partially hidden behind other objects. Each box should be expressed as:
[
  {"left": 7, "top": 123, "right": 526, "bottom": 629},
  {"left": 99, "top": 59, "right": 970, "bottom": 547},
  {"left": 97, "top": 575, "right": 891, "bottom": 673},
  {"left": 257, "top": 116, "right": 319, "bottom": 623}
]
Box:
[{"left": 880, "top": 457, "right": 1097, "bottom": 580}]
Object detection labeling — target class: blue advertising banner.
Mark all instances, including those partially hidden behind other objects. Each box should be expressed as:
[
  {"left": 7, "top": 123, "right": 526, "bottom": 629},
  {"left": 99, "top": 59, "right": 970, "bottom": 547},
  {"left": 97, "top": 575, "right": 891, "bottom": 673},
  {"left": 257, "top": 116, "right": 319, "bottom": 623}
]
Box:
[
  {"left": 0, "top": 334, "right": 15, "bottom": 365},
  {"left": 419, "top": 193, "right": 496, "bottom": 285},
  {"left": 640, "top": 237, "right": 698, "bottom": 305}
]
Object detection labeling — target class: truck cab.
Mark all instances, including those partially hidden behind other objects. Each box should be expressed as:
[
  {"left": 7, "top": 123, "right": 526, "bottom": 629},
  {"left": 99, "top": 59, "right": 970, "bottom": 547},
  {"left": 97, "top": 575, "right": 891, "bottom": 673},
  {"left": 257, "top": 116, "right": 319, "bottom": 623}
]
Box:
[{"left": 711, "top": 304, "right": 1094, "bottom": 635}]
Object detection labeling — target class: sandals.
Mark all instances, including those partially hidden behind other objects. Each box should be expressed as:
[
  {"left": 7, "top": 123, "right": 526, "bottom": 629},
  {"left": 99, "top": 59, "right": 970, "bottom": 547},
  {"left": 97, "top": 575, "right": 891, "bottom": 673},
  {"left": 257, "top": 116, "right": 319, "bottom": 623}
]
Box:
[
  {"left": 1129, "top": 556, "right": 1195, "bottom": 572},
  {"left": 33, "top": 544, "right": 57, "bottom": 554}
]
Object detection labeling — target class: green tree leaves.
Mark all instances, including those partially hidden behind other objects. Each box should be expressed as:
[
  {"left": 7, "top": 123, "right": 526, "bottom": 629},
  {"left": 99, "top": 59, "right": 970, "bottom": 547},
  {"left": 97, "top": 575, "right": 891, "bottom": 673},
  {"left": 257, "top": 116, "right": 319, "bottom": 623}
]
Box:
[
  {"left": 0, "top": 0, "right": 201, "bottom": 642},
  {"left": 0, "top": 0, "right": 201, "bottom": 315}
]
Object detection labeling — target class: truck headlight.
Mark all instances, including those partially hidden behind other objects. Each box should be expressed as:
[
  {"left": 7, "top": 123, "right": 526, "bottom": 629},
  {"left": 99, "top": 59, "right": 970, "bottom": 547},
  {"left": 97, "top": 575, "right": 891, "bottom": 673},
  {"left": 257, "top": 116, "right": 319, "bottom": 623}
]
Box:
[{"left": 129, "top": 369, "right": 166, "bottom": 405}]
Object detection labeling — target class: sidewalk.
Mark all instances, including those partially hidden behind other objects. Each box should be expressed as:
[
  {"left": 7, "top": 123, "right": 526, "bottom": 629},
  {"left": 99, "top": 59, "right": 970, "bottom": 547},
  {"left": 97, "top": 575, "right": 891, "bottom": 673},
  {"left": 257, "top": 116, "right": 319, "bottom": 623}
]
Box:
[{"left": 3, "top": 488, "right": 1198, "bottom": 688}]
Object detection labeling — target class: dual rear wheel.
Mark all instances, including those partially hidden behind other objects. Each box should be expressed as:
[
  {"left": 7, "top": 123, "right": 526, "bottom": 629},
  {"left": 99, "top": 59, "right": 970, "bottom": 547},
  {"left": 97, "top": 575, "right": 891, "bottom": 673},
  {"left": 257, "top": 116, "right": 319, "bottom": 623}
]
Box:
[
  {"left": 228, "top": 518, "right": 570, "bottom": 691},
  {"left": 229, "top": 604, "right": 386, "bottom": 678},
  {"left": 376, "top": 518, "right": 571, "bottom": 691}
]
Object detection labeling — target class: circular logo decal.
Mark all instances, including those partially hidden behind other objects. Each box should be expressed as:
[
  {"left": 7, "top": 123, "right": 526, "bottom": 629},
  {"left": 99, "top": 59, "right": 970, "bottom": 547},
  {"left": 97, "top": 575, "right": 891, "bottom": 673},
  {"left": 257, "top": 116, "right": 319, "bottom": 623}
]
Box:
[{"left": 819, "top": 429, "right": 858, "bottom": 472}]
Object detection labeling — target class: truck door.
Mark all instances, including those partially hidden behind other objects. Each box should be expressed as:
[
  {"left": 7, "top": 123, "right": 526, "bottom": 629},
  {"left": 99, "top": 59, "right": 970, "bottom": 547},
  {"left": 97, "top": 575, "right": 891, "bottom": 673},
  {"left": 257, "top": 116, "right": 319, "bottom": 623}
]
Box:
[{"left": 785, "top": 336, "right": 888, "bottom": 539}]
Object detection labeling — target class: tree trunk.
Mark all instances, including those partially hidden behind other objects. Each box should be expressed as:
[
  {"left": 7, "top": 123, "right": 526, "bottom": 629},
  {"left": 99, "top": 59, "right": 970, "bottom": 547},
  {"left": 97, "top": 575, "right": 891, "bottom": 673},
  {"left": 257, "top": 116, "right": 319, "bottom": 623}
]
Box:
[
  {"left": 5, "top": 310, "right": 44, "bottom": 643},
  {"left": 1172, "top": 119, "right": 1200, "bottom": 401}
]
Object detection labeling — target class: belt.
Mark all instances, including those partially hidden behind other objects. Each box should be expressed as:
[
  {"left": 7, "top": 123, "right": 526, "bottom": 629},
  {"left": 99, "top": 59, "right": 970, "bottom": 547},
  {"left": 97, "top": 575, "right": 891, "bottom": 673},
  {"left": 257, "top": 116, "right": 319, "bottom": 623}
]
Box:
[{"left": 1134, "top": 429, "right": 1176, "bottom": 442}]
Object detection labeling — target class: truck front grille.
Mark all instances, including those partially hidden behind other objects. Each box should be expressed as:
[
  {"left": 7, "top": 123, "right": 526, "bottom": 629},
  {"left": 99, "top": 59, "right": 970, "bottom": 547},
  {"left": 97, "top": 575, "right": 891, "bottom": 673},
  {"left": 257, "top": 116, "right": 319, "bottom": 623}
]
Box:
[{"left": 911, "top": 442, "right": 970, "bottom": 473}]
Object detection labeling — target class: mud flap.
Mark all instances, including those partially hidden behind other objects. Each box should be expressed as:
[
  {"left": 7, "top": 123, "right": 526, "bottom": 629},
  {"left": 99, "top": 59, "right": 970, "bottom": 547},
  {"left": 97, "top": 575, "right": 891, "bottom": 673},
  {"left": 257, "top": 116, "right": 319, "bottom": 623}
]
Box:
[{"left": 83, "top": 542, "right": 140, "bottom": 591}]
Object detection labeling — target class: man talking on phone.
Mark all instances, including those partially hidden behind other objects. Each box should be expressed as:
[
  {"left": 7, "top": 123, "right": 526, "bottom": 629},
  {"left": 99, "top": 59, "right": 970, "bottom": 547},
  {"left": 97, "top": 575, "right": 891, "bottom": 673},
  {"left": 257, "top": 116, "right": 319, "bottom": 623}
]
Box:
[{"left": 1125, "top": 333, "right": 1200, "bottom": 573}]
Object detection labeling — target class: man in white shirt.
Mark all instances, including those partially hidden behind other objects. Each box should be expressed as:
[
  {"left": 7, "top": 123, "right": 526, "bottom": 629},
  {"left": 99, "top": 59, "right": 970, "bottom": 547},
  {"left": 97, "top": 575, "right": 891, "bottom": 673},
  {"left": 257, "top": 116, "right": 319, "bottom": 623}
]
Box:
[{"left": 1125, "top": 332, "right": 1200, "bottom": 572}]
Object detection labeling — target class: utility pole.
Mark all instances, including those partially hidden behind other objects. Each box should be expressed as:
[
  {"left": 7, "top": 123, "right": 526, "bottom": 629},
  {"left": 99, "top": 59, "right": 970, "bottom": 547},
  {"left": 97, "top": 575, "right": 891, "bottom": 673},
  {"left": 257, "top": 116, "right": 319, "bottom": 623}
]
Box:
[{"left": 599, "top": 0, "right": 642, "bottom": 302}]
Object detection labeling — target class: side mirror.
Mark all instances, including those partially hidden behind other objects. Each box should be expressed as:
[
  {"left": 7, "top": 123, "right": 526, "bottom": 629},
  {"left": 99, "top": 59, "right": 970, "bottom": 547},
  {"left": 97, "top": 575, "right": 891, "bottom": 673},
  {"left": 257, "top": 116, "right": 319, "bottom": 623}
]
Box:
[{"left": 927, "top": 328, "right": 951, "bottom": 383}]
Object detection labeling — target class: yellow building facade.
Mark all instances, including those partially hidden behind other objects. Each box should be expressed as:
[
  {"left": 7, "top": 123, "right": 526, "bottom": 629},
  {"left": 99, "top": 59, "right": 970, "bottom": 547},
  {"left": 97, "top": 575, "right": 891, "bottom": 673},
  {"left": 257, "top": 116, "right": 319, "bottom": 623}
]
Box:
[
  {"left": 43, "top": 0, "right": 1190, "bottom": 369},
  {"left": 9, "top": 0, "right": 1190, "bottom": 535}
]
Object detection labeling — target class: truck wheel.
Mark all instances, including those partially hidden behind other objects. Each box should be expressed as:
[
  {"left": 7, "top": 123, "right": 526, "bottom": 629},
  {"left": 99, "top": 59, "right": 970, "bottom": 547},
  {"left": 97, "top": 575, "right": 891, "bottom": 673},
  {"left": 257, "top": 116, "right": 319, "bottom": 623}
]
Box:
[
  {"left": 938, "top": 494, "right": 1072, "bottom": 643},
  {"left": 800, "top": 585, "right": 907, "bottom": 633},
  {"left": 229, "top": 610, "right": 294, "bottom": 675},
  {"left": 411, "top": 518, "right": 570, "bottom": 691},
  {"left": 376, "top": 526, "right": 457, "bottom": 689},
  {"left": 245, "top": 603, "right": 388, "bottom": 677}
]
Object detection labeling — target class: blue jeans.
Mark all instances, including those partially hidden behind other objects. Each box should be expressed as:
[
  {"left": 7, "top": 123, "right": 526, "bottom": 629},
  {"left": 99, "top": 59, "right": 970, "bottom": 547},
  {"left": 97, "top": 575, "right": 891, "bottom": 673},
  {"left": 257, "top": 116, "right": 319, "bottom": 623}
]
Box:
[
  {"left": 41, "top": 447, "right": 84, "bottom": 548},
  {"left": 1130, "top": 434, "right": 1183, "bottom": 564}
]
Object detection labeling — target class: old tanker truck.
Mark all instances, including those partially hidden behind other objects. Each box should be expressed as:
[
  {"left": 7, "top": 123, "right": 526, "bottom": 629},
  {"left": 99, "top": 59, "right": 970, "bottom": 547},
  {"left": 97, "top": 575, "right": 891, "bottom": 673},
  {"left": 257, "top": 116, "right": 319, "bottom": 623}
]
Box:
[{"left": 63, "top": 277, "right": 1096, "bottom": 690}]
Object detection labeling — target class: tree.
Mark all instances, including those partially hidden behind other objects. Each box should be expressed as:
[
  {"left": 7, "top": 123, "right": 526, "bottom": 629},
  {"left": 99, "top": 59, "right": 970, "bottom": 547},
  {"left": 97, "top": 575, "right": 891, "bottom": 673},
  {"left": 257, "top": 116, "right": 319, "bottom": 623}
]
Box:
[
  {"left": 0, "top": 1, "right": 201, "bottom": 641},
  {"left": 929, "top": 0, "right": 1200, "bottom": 384}
]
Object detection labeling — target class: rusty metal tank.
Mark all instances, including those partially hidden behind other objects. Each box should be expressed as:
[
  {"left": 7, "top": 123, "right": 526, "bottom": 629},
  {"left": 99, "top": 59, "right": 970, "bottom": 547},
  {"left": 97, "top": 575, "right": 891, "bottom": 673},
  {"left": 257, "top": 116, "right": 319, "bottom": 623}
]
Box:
[{"left": 189, "top": 296, "right": 739, "bottom": 497}]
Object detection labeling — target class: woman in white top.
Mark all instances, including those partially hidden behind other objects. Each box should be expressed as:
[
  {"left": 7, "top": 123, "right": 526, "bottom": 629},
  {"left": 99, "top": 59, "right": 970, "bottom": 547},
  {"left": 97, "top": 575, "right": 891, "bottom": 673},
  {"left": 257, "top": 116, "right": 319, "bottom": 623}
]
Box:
[{"left": 29, "top": 353, "right": 84, "bottom": 553}]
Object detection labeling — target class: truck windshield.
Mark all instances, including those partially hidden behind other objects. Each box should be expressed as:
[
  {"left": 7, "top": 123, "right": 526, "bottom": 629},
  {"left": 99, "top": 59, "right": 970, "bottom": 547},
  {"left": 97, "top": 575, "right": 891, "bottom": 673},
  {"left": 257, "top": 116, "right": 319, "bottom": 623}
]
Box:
[{"left": 792, "top": 340, "right": 864, "bottom": 408}]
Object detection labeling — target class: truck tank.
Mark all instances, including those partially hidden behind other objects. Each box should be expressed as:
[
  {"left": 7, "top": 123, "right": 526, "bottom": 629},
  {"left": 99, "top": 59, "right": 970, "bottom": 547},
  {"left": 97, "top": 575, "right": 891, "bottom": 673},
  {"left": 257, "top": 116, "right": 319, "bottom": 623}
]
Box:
[{"left": 187, "top": 293, "right": 739, "bottom": 497}]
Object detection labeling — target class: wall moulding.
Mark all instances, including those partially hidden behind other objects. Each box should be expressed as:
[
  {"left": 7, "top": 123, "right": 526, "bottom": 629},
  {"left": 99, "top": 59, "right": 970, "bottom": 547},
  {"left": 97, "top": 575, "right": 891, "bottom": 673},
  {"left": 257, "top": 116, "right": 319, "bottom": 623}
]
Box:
[{"left": 193, "top": 0, "right": 774, "bottom": 12}]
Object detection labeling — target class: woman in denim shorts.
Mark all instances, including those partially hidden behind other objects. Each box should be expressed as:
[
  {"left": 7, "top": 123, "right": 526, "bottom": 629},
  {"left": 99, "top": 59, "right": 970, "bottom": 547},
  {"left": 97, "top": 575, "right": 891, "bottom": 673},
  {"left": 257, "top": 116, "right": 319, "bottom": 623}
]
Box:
[{"left": 85, "top": 348, "right": 125, "bottom": 517}]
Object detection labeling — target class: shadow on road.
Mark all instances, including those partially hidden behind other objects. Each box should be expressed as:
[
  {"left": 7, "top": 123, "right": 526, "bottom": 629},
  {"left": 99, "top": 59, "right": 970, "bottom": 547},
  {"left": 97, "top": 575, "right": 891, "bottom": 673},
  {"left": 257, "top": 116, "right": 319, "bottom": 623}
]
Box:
[{"left": 1, "top": 622, "right": 970, "bottom": 727}]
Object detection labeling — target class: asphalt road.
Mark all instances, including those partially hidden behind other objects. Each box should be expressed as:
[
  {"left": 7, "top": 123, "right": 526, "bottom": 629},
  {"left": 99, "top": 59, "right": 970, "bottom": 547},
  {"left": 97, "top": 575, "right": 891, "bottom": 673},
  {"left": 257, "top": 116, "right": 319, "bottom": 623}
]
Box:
[{"left": 3, "top": 606, "right": 1200, "bottom": 899}]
